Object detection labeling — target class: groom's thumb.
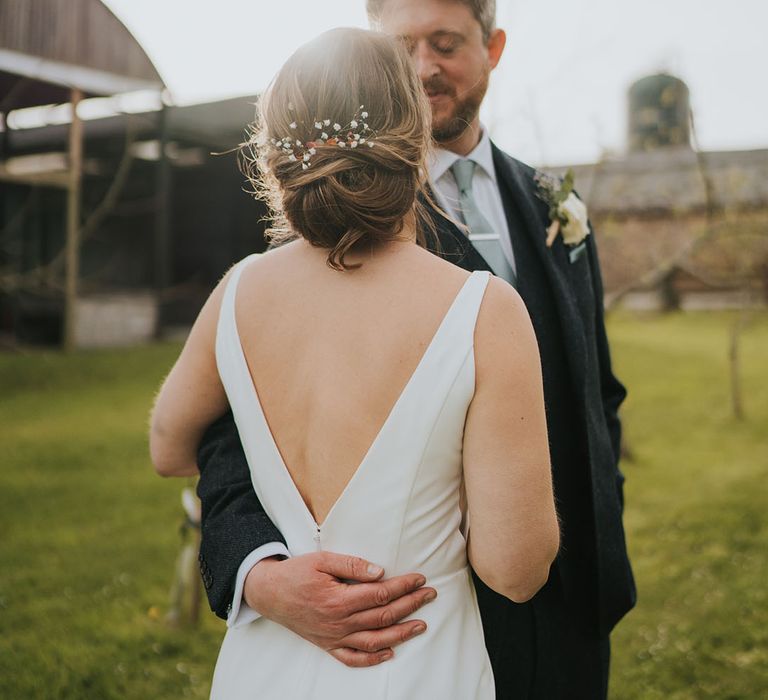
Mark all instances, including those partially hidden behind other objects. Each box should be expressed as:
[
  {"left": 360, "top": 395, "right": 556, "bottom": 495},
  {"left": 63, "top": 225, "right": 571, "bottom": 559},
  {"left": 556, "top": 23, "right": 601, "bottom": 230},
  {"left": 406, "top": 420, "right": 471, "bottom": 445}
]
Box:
[{"left": 316, "top": 552, "right": 385, "bottom": 582}]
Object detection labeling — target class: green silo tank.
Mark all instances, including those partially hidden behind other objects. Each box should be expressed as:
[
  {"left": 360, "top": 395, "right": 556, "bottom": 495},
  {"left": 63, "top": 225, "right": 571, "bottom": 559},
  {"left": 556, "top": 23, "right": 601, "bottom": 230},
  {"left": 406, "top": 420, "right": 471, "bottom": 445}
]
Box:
[{"left": 628, "top": 74, "right": 691, "bottom": 152}]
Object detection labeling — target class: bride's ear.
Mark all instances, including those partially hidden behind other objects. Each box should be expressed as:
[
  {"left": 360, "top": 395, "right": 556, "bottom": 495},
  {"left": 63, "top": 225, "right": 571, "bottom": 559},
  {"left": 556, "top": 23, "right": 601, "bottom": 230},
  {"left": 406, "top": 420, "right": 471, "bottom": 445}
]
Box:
[{"left": 487, "top": 29, "right": 506, "bottom": 70}]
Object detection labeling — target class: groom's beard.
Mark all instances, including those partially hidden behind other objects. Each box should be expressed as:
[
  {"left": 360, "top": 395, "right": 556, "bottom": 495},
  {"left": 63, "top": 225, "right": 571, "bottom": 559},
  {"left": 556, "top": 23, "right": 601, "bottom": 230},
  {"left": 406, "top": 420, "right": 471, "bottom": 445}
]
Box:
[{"left": 425, "top": 70, "right": 489, "bottom": 145}]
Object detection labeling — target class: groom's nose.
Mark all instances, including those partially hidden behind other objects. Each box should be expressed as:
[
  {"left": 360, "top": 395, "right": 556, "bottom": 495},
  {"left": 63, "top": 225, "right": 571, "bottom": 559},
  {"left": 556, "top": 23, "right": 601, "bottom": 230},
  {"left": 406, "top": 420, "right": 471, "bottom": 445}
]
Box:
[{"left": 411, "top": 42, "right": 440, "bottom": 81}]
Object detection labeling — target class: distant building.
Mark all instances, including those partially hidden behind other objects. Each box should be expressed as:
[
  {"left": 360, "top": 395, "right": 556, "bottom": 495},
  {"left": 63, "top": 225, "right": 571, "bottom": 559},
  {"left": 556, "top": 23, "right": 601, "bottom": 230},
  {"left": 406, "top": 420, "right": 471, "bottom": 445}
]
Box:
[{"left": 546, "top": 73, "right": 768, "bottom": 311}]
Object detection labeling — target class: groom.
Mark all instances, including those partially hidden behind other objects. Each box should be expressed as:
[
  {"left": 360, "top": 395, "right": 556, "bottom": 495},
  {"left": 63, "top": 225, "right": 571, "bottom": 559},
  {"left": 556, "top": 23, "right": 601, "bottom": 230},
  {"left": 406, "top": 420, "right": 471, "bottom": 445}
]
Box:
[{"left": 195, "top": 0, "right": 635, "bottom": 697}]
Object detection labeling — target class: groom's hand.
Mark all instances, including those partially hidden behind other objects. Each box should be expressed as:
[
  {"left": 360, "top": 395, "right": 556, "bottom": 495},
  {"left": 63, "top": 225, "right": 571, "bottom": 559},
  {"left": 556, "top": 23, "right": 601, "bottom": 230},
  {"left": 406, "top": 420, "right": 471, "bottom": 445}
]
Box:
[{"left": 243, "top": 553, "right": 437, "bottom": 667}]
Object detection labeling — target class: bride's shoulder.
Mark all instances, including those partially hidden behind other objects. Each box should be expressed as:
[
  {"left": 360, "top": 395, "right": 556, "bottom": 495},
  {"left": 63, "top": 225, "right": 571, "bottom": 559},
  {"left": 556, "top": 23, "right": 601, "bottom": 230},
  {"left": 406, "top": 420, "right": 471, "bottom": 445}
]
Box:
[
  {"left": 232, "top": 240, "right": 303, "bottom": 285},
  {"left": 474, "top": 276, "right": 536, "bottom": 369},
  {"left": 479, "top": 276, "right": 526, "bottom": 318}
]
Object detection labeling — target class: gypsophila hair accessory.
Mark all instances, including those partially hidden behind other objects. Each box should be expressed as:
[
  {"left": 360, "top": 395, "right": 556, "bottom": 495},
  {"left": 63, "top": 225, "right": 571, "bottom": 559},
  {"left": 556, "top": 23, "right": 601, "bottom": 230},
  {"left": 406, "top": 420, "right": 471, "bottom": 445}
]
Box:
[{"left": 270, "top": 105, "right": 375, "bottom": 170}]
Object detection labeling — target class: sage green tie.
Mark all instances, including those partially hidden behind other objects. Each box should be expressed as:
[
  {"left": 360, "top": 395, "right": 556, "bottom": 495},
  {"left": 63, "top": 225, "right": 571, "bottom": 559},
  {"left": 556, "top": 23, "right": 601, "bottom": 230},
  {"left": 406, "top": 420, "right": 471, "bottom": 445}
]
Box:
[{"left": 450, "top": 159, "right": 516, "bottom": 286}]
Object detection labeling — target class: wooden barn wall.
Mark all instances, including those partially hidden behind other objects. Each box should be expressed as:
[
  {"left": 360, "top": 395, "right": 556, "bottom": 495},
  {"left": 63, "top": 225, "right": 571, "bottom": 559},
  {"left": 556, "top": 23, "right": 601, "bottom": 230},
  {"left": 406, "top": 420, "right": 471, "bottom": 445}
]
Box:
[
  {"left": 0, "top": 147, "right": 269, "bottom": 341},
  {"left": 164, "top": 152, "right": 269, "bottom": 325}
]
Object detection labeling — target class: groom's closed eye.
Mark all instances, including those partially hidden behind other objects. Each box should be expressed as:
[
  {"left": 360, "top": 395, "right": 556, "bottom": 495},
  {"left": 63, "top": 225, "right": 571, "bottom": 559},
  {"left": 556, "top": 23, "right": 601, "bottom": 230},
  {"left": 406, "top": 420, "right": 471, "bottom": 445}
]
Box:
[
  {"left": 430, "top": 32, "right": 464, "bottom": 56},
  {"left": 396, "top": 32, "right": 464, "bottom": 57}
]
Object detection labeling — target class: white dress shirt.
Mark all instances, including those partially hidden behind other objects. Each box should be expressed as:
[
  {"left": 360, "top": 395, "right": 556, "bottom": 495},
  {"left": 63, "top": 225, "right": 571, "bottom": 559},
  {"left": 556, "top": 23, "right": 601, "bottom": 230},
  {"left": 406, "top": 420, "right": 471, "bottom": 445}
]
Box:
[
  {"left": 428, "top": 127, "right": 517, "bottom": 277},
  {"left": 226, "top": 542, "right": 290, "bottom": 627},
  {"left": 228, "top": 128, "right": 516, "bottom": 628}
]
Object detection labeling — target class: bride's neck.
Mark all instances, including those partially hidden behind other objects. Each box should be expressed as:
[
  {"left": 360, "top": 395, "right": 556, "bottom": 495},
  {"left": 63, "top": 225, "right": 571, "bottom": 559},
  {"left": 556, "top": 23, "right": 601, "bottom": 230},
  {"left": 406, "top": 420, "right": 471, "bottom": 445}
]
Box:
[{"left": 299, "top": 213, "right": 420, "bottom": 266}]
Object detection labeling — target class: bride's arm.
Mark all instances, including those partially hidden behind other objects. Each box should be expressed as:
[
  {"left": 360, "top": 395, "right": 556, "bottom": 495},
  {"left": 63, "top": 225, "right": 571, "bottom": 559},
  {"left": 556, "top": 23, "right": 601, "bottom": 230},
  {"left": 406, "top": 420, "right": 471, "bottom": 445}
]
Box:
[
  {"left": 149, "top": 270, "right": 233, "bottom": 477},
  {"left": 462, "top": 277, "right": 560, "bottom": 602}
]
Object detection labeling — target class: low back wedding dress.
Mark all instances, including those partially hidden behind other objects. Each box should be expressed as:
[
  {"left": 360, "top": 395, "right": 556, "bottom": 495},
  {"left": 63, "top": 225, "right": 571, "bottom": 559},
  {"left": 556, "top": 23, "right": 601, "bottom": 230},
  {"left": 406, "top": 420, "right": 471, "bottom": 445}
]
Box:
[{"left": 210, "top": 254, "right": 495, "bottom": 699}]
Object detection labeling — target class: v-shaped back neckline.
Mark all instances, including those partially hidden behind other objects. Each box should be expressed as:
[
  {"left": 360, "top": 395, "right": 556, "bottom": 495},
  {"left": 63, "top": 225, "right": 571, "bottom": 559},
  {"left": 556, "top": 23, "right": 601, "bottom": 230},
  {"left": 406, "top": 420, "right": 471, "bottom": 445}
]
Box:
[{"left": 229, "top": 267, "right": 482, "bottom": 531}]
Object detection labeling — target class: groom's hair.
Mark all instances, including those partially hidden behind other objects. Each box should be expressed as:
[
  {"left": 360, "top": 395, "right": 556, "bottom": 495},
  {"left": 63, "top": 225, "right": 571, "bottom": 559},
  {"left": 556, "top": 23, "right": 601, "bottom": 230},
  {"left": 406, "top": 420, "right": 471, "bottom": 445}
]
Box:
[{"left": 366, "top": 0, "right": 497, "bottom": 43}]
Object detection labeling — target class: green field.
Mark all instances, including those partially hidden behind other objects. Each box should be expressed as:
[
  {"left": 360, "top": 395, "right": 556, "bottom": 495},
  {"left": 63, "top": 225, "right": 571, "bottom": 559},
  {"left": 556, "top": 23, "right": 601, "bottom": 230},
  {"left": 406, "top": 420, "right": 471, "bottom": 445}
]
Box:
[{"left": 1, "top": 312, "right": 766, "bottom": 699}]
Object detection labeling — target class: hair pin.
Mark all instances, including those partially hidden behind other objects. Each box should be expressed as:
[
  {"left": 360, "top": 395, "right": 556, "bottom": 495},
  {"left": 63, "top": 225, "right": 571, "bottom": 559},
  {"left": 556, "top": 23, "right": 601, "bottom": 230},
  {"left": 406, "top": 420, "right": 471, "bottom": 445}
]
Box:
[{"left": 270, "top": 105, "right": 374, "bottom": 170}]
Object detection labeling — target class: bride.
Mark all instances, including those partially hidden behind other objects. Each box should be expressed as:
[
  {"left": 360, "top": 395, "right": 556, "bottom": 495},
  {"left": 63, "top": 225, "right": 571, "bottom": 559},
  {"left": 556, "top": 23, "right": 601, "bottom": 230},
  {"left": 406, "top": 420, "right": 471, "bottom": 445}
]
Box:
[{"left": 150, "top": 27, "right": 558, "bottom": 700}]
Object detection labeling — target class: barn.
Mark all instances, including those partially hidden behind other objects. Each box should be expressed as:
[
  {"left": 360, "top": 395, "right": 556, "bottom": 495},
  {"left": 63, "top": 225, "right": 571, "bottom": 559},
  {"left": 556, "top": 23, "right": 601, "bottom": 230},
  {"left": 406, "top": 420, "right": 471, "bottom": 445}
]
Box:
[{"left": 0, "top": 0, "right": 267, "bottom": 348}]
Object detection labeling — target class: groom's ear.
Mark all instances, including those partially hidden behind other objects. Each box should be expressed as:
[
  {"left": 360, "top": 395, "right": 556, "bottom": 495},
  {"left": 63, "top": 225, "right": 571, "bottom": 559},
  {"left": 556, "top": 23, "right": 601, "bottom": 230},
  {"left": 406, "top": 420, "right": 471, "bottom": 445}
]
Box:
[{"left": 487, "top": 28, "right": 506, "bottom": 70}]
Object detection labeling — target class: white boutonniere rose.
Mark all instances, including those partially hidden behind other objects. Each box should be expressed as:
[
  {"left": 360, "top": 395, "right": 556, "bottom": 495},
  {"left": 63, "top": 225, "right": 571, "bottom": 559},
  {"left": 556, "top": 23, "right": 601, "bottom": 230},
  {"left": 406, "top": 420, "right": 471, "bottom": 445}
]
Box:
[
  {"left": 558, "top": 193, "right": 590, "bottom": 245},
  {"left": 535, "top": 168, "right": 591, "bottom": 248}
]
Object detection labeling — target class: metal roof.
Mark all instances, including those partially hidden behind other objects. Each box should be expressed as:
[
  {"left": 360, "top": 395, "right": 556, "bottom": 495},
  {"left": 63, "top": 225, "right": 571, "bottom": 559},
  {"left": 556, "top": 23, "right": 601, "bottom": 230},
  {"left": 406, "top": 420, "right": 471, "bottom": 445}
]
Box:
[
  {"left": 5, "top": 95, "right": 259, "bottom": 153},
  {"left": 546, "top": 147, "right": 768, "bottom": 215},
  {"left": 0, "top": 0, "right": 163, "bottom": 111}
]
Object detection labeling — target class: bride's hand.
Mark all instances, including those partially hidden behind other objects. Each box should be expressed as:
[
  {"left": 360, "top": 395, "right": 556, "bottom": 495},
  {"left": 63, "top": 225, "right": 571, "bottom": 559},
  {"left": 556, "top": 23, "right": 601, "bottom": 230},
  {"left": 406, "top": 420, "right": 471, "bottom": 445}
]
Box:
[{"left": 243, "top": 553, "right": 437, "bottom": 667}]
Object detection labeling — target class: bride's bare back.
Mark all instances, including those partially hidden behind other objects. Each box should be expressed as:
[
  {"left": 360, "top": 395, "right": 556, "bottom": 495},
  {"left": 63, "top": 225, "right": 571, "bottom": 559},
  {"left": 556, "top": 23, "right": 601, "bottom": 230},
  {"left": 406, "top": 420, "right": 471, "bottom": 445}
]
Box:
[{"left": 235, "top": 239, "right": 470, "bottom": 526}]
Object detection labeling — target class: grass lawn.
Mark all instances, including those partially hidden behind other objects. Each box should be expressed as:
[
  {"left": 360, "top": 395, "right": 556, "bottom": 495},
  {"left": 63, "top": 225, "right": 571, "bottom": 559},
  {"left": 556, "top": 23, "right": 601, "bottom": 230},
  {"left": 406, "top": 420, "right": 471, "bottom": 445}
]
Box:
[
  {"left": 608, "top": 311, "right": 768, "bottom": 699},
  {"left": 1, "top": 311, "right": 766, "bottom": 699}
]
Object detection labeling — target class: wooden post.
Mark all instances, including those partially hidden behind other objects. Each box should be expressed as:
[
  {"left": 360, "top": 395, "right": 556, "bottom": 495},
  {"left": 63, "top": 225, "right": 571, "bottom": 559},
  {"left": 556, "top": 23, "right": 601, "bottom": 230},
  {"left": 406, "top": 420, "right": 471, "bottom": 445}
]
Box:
[
  {"left": 63, "top": 88, "right": 83, "bottom": 351},
  {"left": 0, "top": 112, "right": 8, "bottom": 161},
  {"left": 154, "top": 105, "right": 172, "bottom": 337},
  {"left": 729, "top": 302, "right": 752, "bottom": 422}
]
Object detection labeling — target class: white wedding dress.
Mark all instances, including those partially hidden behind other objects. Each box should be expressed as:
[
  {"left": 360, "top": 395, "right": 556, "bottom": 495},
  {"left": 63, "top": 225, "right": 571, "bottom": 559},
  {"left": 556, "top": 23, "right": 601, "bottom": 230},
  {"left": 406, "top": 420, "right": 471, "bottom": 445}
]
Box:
[{"left": 210, "top": 255, "right": 495, "bottom": 699}]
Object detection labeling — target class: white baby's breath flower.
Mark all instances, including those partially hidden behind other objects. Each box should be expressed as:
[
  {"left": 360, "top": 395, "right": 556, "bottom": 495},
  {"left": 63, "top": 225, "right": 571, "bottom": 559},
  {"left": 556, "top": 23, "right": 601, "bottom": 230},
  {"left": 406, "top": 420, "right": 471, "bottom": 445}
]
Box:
[
  {"left": 302, "top": 163, "right": 308, "bottom": 170},
  {"left": 350, "top": 120, "right": 358, "bottom": 128},
  {"left": 288, "top": 154, "right": 297, "bottom": 162},
  {"left": 321, "top": 132, "right": 328, "bottom": 140},
  {"left": 303, "top": 153, "right": 311, "bottom": 162},
  {"left": 333, "top": 123, "right": 341, "bottom": 131},
  {"left": 308, "top": 147, "right": 316, "bottom": 155},
  {"left": 338, "top": 142, "right": 345, "bottom": 148},
  {"left": 351, "top": 141, "right": 358, "bottom": 148},
  {"left": 289, "top": 122, "right": 297, "bottom": 129},
  {"left": 314, "top": 121, "right": 322, "bottom": 129},
  {"left": 323, "top": 119, "right": 331, "bottom": 126},
  {"left": 361, "top": 111, "right": 368, "bottom": 119},
  {"left": 359, "top": 137, "right": 366, "bottom": 144}
]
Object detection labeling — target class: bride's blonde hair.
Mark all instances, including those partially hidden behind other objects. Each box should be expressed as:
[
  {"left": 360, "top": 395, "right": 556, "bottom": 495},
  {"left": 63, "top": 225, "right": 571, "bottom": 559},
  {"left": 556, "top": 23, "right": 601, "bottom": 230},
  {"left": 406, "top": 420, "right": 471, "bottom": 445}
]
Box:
[{"left": 242, "top": 27, "right": 436, "bottom": 271}]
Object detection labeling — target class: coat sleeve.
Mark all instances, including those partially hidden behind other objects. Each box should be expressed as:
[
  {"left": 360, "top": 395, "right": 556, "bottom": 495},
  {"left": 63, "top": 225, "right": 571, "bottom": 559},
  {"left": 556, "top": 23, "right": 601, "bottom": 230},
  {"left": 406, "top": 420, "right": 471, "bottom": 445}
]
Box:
[{"left": 196, "top": 410, "right": 286, "bottom": 620}]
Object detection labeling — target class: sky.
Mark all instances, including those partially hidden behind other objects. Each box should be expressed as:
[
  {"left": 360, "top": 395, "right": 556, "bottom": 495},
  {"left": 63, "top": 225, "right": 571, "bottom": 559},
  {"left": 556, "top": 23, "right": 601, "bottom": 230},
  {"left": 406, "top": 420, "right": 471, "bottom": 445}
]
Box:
[{"left": 102, "top": 0, "right": 768, "bottom": 166}]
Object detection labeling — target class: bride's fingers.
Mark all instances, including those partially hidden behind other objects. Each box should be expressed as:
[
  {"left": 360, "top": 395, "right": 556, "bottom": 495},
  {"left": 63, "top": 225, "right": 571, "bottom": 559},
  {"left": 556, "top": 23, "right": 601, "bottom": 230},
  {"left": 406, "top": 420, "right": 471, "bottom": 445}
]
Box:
[
  {"left": 328, "top": 647, "right": 394, "bottom": 668},
  {"left": 340, "top": 620, "right": 428, "bottom": 654},
  {"left": 345, "top": 585, "right": 437, "bottom": 630}
]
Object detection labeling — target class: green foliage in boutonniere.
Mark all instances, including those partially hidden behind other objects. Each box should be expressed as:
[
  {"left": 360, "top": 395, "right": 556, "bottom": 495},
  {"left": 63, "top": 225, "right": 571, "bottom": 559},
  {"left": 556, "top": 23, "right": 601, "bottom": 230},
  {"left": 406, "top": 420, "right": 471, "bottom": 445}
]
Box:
[{"left": 534, "top": 168, "right": 590, "bottom": 248}]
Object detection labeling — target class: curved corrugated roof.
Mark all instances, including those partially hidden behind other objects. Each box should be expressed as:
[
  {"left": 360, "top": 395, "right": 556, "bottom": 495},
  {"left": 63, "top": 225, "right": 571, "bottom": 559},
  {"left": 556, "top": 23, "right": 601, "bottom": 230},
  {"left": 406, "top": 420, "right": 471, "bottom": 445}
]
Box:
[{"left": 0, "top": 0, "right": 163, "bottom": 110}]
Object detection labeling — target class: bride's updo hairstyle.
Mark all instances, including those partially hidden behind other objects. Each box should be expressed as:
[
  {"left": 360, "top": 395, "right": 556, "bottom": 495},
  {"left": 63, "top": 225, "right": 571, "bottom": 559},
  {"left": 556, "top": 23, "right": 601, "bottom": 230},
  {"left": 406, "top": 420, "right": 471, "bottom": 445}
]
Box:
[{"left": 243, "top": 27, "right": 434, "bottom": 271}]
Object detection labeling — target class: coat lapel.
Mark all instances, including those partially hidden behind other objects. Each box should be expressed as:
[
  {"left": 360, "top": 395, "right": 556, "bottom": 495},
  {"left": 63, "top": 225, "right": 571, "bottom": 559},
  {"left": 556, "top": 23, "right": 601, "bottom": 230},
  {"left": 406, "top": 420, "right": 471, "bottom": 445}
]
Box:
[{"left": 490, "top": 145, "right": 589, "bottom": 399}]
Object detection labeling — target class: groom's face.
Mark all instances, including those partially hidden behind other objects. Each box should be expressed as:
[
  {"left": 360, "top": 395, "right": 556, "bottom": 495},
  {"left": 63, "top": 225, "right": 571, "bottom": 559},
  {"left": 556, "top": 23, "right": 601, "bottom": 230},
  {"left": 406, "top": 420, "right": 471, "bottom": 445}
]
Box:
[{"left": 376, "top": 0, "right": 505, "bottom": 144}]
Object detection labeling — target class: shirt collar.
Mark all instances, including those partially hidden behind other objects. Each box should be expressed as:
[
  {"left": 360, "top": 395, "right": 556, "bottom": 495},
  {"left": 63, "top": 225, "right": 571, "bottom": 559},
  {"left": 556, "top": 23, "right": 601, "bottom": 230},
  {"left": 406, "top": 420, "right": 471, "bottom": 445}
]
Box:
[{"left": 428, "top": 126, "right": 497, "bottom": 185}]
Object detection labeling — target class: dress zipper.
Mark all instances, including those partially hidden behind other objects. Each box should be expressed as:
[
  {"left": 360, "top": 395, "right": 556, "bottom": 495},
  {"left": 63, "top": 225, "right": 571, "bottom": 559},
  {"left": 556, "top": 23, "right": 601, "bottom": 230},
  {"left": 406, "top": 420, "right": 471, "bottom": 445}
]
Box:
[{"left": 313, "top": 527, "right": 321, "bottom": 551}]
